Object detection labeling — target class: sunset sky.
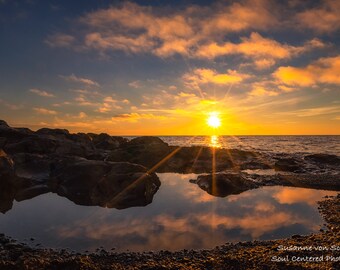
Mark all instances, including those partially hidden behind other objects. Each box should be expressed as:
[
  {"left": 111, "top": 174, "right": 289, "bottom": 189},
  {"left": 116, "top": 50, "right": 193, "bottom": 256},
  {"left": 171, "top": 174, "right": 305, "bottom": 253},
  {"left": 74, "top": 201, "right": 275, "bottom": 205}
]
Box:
[{"left": 0, "top": 0, "right": 339, "bottom": 135}]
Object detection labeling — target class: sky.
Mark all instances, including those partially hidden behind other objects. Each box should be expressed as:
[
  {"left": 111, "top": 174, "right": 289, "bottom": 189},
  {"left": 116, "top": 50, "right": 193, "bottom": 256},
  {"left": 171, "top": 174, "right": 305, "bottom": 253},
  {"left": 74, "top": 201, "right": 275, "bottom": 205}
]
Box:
[{"left": 0, "top": 0, "right": 339, "bottom": 135}]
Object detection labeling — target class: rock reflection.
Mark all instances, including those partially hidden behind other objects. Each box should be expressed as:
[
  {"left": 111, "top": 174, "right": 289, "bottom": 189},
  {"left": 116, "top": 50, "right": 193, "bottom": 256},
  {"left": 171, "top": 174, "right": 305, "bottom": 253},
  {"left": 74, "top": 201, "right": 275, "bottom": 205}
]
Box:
[{"left": 0, "top": 173, "right": 335, "bottom": 252}]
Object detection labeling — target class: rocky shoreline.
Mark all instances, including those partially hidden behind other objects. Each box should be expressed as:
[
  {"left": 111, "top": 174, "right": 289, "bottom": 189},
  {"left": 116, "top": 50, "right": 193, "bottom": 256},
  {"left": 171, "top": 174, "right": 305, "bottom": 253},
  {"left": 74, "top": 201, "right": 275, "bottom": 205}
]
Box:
[
  {"left": 0, "top": 194, "right": 339, "bottom": 269},
  {"left": 0, "top": 120, "right": 339, "bottom": 269}
]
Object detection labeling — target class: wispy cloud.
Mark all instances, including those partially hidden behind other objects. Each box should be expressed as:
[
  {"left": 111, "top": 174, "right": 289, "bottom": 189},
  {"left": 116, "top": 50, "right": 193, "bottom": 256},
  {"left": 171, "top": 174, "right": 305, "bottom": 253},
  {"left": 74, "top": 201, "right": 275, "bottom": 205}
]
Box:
[
  {"left": 112, "top": 112, "right": 166, "bottom": 122},
  {"left": 33, "top": 107, "right": 58, "bottom": 115},
  {"left": 60, "top": 74, "right": 100, "bottom": 87},
  {"left": 45, "top": 33, "right": 75, "bottom": 48},
  {"left": 183, "top": 68, "right": 249, "bottom": 89},
  {"left": 29, "top": 88, "right": 55, "bottom": 98}
]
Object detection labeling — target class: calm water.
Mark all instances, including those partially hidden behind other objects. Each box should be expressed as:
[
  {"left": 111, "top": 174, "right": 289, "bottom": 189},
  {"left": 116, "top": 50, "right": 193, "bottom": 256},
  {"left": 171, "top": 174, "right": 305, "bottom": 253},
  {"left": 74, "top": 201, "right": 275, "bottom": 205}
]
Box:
[
  {"left": 152, "top": 136, "right": 340, "bottom": 155},
  {"left": 0, "top": 173, "right": 336, "bottom": 252}
]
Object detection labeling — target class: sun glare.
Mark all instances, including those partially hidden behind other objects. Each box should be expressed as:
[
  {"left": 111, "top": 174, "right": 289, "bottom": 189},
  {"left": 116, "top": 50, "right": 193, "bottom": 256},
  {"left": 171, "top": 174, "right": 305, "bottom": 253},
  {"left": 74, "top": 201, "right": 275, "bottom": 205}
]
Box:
[{"left": 207, "top": 113, "right": 221, "bottom": 128}]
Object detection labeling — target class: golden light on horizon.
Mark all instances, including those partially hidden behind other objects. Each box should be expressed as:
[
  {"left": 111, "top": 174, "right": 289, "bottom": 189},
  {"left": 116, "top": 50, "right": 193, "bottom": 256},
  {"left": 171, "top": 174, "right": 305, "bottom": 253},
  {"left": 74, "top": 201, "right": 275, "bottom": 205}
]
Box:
[{"left": 207, "top": 113, "right": 221, "bottom": 128}]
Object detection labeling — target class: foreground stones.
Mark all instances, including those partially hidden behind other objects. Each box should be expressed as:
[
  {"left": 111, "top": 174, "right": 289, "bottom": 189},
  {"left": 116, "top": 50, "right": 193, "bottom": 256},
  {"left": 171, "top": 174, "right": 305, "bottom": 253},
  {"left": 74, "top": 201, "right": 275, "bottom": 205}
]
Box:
[{"left": 0, "top": 194, "right": 339, "bottom": 270}]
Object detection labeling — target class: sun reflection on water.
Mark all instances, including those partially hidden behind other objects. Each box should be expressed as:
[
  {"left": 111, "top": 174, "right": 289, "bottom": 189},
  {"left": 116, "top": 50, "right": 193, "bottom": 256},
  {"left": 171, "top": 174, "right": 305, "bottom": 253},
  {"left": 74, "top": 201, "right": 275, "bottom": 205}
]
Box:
[{"left": 209, "top": 135, "right": 221, "bottom": 148}]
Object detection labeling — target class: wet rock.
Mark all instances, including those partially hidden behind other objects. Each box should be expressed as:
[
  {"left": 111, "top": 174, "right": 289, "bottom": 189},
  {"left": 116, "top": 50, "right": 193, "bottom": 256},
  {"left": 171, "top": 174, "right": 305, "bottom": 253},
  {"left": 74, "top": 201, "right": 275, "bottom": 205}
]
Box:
[
  {"left": 193, "top": 173, "right": 258, "bottom": 197},
  {"left": 49, "top": 159, "right": 161, "bottom": 209},
  {"left": 305, "top": 154, "right": 340, "bottom": 166},
  {"left": 274, "top": 158, "right": 300, "bottom": 172},
  {"left": 240, "top": 161, "right": 271, "bottom": 170}
]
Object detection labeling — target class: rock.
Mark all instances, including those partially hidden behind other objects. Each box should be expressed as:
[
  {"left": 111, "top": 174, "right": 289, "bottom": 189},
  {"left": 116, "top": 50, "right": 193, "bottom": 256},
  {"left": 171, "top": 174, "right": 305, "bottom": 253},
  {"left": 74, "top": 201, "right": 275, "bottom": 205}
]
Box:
[
  {"left": 49, "top": 159, "right": 161, "bottom": 209},
  {"left": 305, "top": 154, "right": 340, "bottom": 166},
  {"left": 0, "top": 149, "right": 15, "bottom": 179},
  {"left": 12, "top": 153, "right": 52, "bottom": 180},
  {"left": 0, "top": 137, "right": 6, "bottom": 148},
  {"left": 0, "top": 149, "right": 16, "bottom": 213},
  {"left": 274, "top": 158, "right": 300, "bottom": 172},
  {"left": 108, "top": 136, "right": 171, "bottom": 169},
  {"left": 193, "top": 173, "right": 258, "bottom": 197},
  {"left": 240, "top": 161, "right": 271, "bottom": 170},
  {"left": 5, "top": 136, "right": 58, "bottom": 155},
  {"left": 0, "top": 122, "right": 34, "bottom": 142},
  {"left": 36, "top": 128, "right": 70, "bottom": 137},
  {"left": 89, "top": 133, "right": 127, "bottom": 150},
  {"left": 0, "top": 120, "right": 9, "bottom": 127}
]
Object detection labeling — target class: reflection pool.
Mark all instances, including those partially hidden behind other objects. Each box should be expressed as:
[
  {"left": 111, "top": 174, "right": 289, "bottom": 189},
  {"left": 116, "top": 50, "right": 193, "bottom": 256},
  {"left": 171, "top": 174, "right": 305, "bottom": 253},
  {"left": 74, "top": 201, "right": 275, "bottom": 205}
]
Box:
[{"left": 0, "top": 173, "right": 336, "bottom": 252}]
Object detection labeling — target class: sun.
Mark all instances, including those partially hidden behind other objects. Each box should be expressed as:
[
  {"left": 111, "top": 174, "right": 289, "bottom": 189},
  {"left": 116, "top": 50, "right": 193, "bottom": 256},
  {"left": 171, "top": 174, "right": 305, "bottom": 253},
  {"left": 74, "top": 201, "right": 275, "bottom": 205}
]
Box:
[{"left": 207, "top": 113, "right": 221, "bottom": 128}]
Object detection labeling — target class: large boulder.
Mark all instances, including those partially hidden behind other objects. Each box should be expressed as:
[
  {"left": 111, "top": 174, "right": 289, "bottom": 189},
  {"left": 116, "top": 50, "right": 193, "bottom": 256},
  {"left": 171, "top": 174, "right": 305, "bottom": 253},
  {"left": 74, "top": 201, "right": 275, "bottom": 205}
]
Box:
[
  {"left": 0, "top": 121, "right": 34, "bottom": 142},
  {"left": 304, "top": 154, "right": 340, "bottom": 166},
  {"left": 108, "top": 136, "right": 171, "bottom": 169},
  {"left": 88, "top": 133, "right": 127, "bottom": 150},
  {"left": 49, "top": 159, "right": 160, "bottom": 209},
  {"left": 274, "top": 158, "right": 301, "bottom": 172},
  {"left": 192, "top": 173, "right": 258, "bottom": 197},
  {"left": 11, "top": 153, "right": 52, "bottom": 180}
]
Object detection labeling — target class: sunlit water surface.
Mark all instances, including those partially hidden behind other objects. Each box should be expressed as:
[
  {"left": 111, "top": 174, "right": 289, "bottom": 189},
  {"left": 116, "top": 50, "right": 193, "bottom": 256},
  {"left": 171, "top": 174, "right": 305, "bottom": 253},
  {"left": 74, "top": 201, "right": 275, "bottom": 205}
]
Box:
[
  {"left": 0, "top": 173, "right": 336, "bottom": 252},
  {"left": 150, "top": 136, "right": 340, "bottom": 155}
]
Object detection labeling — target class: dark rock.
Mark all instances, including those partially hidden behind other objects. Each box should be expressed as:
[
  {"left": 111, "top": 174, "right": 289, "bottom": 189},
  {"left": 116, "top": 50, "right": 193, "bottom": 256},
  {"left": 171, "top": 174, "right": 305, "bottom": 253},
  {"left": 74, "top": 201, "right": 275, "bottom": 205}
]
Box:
[
  {"left": 12, "top": 153, "right": 52, "bottom": 180},
  {"left": 49, "top": 159, "right": 160, "bottom": 209},
  {"left": 240, "top": 161, "right": 272, "bottom": 170},
  {"left": 305, "top": 154, "right": 340, "bottom": 166},
  {"left": 36, "top": 128, "right": 70, "bottom": 137},
  {"left": 0, "top": 122, "right": 34, "bottom": 142},
  {"left": 89, "top": 133, "right": 127, "bottom": 150},
  {"left": 274, "top": 158, "right": 300, "bottom": 172},
  {"left": 0, "top": 149, "right": 16, "bottom": 213},
  {"left": 193, "top": 173, "right": 258, "bottom": 197},
  {"left": 0, "top": 120, "right": 9, "bottom": 127},
  {"left": 0, "top": 137, "right": 6, "bottom": 148}
]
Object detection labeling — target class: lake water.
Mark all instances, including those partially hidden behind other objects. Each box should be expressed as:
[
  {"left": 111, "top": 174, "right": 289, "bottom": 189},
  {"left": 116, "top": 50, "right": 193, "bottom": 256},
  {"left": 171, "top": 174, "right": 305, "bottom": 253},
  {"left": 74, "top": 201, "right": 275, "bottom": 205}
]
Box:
[{"left": 0, "top": 173, "right": 336, "bottom": 252}]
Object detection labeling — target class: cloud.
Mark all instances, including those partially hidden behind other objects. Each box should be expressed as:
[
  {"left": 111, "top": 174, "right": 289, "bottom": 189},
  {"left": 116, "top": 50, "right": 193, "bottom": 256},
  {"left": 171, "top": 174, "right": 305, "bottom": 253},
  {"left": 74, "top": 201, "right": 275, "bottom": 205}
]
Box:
[
  {"left": 29, "top": 88, "right": 55, "bottom": 98},
  {"left": 297, "top": 0, "right": 340, "bottom": 32},
  {"left": 183, "top": 68, "right": 249, "bottom": 88},
  {"left": 112, "top": 113, "right": 166, "bottom": 122},
  {"left": 0, "top": 99, "right": 22, "bottom": 110},
  {"left": 128, "top": 80, "right": 142, "bottom": 88},
  {"left": 33, "top": 107, "right": 58, "bottom": 115},
  {"left": 60, "top": 74, "right": 100, "bottom": 87},
  {"left": 277, "top": 105, "right": 340, "bottom": 117},
  {"left": 196, "top": 33, "right": 327, "bottom": 68},
  {"left": 249, "top": 86, "right": 279, "bottom": 97},
  {"left": 274, "top": 55, "right": 340, "bottom": 86},
  {"left": 48, "top": 1, "right": 281, "bottom": 58},
  {"left": 45, "top": 33, "right": 75, "bottom": 48}
]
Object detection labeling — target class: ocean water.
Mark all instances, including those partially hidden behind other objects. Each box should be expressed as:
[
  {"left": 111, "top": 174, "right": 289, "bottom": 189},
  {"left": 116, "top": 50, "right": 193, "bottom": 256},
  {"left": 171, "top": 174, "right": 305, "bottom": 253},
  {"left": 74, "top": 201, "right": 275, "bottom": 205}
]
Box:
[{"left": 155, "top": 136, "right": 340, "bottom": 155}]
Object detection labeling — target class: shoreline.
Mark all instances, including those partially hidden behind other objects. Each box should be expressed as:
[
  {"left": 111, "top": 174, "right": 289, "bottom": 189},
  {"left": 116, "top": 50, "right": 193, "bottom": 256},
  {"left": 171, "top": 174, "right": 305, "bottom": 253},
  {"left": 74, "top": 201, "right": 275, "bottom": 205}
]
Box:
[{"left": 1, "top": 194, "right": 339, "bottom": 269}]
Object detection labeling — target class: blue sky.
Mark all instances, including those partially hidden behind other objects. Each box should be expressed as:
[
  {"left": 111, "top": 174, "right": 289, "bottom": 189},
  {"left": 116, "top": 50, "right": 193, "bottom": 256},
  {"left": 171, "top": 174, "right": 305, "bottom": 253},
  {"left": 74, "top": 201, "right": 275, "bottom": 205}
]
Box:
[{"left": 0, "top": 0, "right": 339, "bottom": 135}]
